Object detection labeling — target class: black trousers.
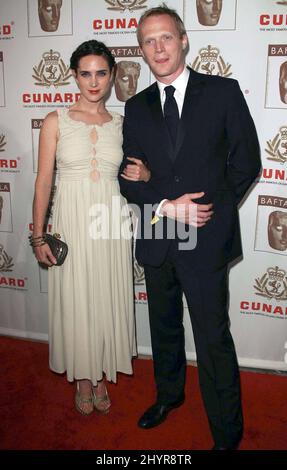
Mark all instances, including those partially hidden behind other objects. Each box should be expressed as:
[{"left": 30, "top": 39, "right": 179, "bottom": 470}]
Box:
[{"left": 144, "top": 242, "right": 243, "bottom": 448}]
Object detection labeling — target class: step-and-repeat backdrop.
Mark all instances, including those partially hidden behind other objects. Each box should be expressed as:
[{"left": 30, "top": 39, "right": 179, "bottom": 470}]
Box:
[{"left": 0, "top": 0, "right": 286, "bottom": 370}]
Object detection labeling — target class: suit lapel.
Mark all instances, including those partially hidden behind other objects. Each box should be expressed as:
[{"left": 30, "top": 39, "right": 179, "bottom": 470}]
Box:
[
  {"left": 174, "top": 69, "right": 205, "bottom": 160},
  {"left": 145, "top": 70, "right": 206, "bottom": 164}
]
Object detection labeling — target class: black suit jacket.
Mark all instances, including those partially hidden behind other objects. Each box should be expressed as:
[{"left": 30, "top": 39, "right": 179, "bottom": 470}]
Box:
[{"left": 119, "top": 68, "right": 261, "bottom": 270}]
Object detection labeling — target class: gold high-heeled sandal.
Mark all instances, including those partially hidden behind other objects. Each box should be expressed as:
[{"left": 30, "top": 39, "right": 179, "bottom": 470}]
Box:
[
  {"left": 75, "top": 381, "right": 94, "bottom": 416},
  {"left": 93, "top": 383, "right": 111, "bottom": 415}
]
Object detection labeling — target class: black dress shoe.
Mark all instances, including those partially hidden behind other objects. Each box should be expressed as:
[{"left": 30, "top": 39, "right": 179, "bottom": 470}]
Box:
[
  {"left": 211, "top": 443, "right": 239, "bottom": 450},
  {"left": 138, "top": 398, "right": 184, "bottom": 429}
]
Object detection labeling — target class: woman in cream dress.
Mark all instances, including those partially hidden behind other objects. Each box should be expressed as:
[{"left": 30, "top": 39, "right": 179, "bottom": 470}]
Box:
[{"left": 32, "top": 40, "right": 150, "bottom": 415}]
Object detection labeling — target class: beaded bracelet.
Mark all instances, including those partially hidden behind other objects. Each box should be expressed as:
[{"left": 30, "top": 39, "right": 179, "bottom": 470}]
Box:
[{"left": 29, "top": 234, "right": 47, "bottom": 247}]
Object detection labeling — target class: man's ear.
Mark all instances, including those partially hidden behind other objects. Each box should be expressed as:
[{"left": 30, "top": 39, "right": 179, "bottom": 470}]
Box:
[
  {"left": 182, "top": 34, "right": 188, "bottom": 51},
  {"left": 140, "top": 47, "right": 146, "bottom": 61}
]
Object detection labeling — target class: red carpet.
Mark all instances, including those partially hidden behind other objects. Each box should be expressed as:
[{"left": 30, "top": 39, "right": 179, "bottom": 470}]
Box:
[{"left": 0, "top": 336, "right": 286, "bottom": 450}]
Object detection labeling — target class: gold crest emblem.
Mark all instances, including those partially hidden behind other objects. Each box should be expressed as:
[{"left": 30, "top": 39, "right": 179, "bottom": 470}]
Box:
[
  {"left": 0, "top": 134, "right": 6, "bottom": 152},
  {"left": 254, "top": 266, "right": 287, "bottom": 300},
  {"left": 134, "top": 258, "right": 145, "bottom": 284},
  {"left": 0, "top": 244, "right": 14, "bottom": 272},
  {"left": 265, "top": 126, "right": 287, "bottom": 165},
  {"left": 191, "top": 45, "right": 232, "bottom": 77},
  {"left": 105, "top": 0, "right": 147, "bottom": 12},
  {"left": 32, "top": 50, "right": 72, "bottom": 88}
]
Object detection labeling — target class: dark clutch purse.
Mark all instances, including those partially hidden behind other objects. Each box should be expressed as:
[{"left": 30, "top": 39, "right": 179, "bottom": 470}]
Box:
[{"left": 45, "top": 233, "right": 68, "bottom": 266}]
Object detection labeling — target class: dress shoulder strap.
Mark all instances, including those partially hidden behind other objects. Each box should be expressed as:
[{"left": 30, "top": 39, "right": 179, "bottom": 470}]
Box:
[{"left": 110, "top": 111, "right": 123, "bottom": 124}]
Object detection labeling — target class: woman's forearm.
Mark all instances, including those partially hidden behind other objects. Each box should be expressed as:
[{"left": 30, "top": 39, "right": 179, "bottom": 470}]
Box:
[{"left": 32, "top": 180, "right": 52, "bottom": 237}]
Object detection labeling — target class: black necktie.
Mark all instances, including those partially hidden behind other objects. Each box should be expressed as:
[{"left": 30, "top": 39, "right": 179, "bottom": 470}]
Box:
[{"left": 163, "top": 85, "right": 179, "bottom": 148}]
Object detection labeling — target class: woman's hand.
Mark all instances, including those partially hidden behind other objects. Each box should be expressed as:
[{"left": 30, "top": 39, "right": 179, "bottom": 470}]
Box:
[
  {"left": 121, "top": 157, "right": 151, "bottom": 182},
  {"left": 33, "top": 242, "right": 57, "bottom": 267}
]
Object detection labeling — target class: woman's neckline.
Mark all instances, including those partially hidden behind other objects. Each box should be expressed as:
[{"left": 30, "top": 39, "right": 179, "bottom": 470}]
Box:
[{"left": 66, "top": 109, "right": 114, "bottom": 127}]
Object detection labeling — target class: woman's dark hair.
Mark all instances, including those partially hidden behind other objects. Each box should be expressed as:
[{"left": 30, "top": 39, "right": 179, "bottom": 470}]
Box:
[{"left": 70, "top": 40, "right": 115, "bottom": 72}]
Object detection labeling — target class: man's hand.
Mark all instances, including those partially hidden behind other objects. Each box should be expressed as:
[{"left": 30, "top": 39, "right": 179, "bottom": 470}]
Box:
[
  {"left": 121, "top": 157, "right": 151, "bottom": 183},
  {"left": 161, "top": 192, "right": 214, "bottom": 227}
]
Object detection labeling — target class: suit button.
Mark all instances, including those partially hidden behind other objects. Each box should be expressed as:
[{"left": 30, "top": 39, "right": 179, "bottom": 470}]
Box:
[{"left": 174, "top": 176, "right": 180, "bottom": 183}]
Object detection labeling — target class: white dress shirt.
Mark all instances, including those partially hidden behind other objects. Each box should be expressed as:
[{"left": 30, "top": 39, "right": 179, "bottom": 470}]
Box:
[
  {"left": 154, "top": 67, "right": 190, "bottom": 219},
  {"left": 157, "top": 66, "right": 190, "bottom": 118}
]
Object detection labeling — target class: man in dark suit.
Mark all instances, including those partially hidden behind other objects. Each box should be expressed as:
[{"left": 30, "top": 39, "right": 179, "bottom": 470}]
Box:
[{"left": 119, "top": 4, "right": 261, "bottom": 450}]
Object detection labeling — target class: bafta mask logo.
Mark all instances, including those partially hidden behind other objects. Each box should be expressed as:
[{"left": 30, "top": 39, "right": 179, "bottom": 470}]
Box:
[
  {"left": 0, "top": 244, "right": 14, "bottom": 272},
  {"left": 105, "top": 0, "right": 147, "bottom": 12},
  {"left": 265, "top": 126, "right": 287, "bottom": 165},
  {"left": 268, "top": 211, "right": 287, "bottom": 251},
  {"left": 279, "top": 61, "right": 287, "bottom": 104},
  {"left": 254, "top": 266, "right": 287, "bottom": 300},
  {"left": 32, "top": 49, "right": 72, "bottom": 87},
  {"left": 0, "top": 195, "right": 3, "bottom": 224},
  {"left": 196, "top": 0, "right": 223, "bottom": 26},
  {"left": 0, "top": 134, "right": 6, "bottom": 152},
  {"left": 38, "top": 0, "right": 62, "bottom": 32},
  {"left": 191, "top": 44, "right": 232, "bottom": 77},
  {"left": 115, "top": 61, "right": 141, "bottom": 102}
]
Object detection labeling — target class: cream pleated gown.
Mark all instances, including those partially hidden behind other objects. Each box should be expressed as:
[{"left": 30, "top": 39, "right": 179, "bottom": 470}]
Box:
[{"left": 48, "top": 108, "right": 136, "bottom": 384}]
